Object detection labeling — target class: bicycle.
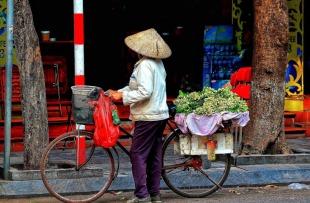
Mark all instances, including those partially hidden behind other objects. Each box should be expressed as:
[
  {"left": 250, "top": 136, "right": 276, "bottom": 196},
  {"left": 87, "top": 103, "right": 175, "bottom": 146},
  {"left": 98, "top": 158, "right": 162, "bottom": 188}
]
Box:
[{"left": 40, "top": 86, "right": 232, "bottom": 203}]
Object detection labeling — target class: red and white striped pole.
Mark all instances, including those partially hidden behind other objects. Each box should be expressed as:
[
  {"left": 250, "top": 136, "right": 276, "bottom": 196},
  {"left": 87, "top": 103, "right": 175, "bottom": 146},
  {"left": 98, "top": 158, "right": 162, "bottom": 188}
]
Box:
[
  {"left": 73, "top": 0, "right": 84, "bottom": 85},
  {"left": 73, "top": 0, "right": 86, "bottom": 159}
]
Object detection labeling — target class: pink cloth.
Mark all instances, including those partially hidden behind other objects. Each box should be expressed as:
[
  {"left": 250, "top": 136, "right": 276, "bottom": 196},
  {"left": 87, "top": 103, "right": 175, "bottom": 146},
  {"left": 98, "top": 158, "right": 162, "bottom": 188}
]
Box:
[{"left": 175, "top": 111, "right": 250, "bottom": 136}]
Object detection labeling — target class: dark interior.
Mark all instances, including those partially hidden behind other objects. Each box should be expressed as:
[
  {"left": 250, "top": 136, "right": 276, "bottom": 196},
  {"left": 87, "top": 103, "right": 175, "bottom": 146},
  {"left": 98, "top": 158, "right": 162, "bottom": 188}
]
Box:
[{"left": 29, "top": 0, "right": 309, "bottom": 97}]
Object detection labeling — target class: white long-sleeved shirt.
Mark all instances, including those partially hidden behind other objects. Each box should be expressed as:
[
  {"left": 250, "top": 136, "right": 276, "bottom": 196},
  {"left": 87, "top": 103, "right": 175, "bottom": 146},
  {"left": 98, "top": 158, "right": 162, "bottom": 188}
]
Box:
[{"left": 118, "top": 57, "right": 169, "bottom": 121}]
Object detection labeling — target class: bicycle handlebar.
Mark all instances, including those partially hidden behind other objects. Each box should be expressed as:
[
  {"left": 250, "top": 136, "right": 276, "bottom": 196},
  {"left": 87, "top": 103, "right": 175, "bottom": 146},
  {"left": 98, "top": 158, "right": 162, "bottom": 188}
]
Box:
[
  {"left": 87, "top": 86, "right": 103, "bottom": 101},
  {"left": 104, "top": 91, "right": 110, "bottom": 97}
]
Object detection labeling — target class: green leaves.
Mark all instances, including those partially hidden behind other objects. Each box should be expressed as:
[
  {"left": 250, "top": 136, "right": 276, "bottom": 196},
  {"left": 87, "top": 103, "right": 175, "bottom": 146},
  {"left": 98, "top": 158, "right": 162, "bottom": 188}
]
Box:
[{"left": 173, "top": 87, "right": 248, "bottom": 115}]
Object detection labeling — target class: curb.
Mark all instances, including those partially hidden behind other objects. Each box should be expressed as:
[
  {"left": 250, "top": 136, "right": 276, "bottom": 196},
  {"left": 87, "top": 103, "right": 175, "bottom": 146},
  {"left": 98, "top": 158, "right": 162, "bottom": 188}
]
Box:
[
  {"left": 233, "top": 154, "right": 310, "bottom": 166},
  {"left": 1, "top": 162, "right": 310, "bottom": 199}
]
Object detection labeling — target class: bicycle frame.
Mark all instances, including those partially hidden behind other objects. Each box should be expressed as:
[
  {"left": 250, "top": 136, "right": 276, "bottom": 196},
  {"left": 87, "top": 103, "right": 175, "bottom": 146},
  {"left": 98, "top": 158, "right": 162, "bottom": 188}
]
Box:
[
  {"left": 115, "top": 117, "right": 177, "bottom": 157},
  {"left": 74, "top": 107, "right": 178, "bottom": 172},
  {"left": 109, "top": 116, "right": 178, "bottom": 181}
]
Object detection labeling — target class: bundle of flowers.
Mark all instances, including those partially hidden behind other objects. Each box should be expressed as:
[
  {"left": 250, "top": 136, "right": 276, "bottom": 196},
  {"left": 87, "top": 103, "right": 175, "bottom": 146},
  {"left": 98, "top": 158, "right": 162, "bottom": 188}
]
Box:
[{"left": 173, "top": 86, "right": 248, "bottom": 116}]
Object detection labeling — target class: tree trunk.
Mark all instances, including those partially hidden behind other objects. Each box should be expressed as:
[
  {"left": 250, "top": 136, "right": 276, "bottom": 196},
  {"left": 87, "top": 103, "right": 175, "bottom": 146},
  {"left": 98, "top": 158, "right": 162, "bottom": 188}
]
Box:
[
  {"left": 240, "top": 0, "right": 290, "bottom": 155},
  {"left": 13, "top": 0, "right": 49, "bottom": 169}
]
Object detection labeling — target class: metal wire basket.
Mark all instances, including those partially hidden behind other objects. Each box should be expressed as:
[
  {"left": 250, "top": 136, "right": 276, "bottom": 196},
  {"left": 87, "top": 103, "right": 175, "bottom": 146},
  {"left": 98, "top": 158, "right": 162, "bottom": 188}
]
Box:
[{"left": 71, "top": 85, "right": 102, "bottom": 125}]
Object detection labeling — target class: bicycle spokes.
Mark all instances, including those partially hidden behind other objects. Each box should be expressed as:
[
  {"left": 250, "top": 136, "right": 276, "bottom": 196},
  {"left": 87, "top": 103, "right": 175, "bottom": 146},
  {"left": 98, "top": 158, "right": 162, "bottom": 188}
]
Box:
[
  {"left": 40, "top": 131, "right": 115, "bottom": 203},
  {"left": 161, "top": 130, "right": 231, "bottom": 198}
]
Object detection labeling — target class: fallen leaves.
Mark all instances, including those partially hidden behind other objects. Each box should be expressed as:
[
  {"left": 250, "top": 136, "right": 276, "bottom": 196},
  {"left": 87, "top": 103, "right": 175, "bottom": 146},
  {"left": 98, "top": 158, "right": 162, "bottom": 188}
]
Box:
[{"left": 265, "top": 184, "right": 279, "bottom": 189}]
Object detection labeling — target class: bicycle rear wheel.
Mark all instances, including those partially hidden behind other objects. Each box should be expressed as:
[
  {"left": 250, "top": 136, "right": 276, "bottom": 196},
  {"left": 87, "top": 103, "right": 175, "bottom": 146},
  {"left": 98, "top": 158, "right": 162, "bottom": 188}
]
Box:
[
  {"left": 40, "top": 130, "right": 115, "bottom": 203},
  {"left": 161, "top": 129, "right": 231, "bottom": 198}
]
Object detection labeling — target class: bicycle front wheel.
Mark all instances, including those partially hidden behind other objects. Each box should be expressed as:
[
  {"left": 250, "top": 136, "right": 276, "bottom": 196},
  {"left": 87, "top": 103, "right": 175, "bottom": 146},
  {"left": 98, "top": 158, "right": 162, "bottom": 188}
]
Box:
[
  {"left": 162, "top": 129, "right": 231, "bottom": 198},
  {"left": 40, "top": 130, "right": 115, "bottom": 203}
]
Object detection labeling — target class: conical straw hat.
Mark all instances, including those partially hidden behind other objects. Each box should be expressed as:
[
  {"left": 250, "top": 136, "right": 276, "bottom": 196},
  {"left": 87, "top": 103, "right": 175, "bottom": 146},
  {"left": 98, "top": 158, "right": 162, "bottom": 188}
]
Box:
[{"left": 125, "top": 28, "right": 172, "bottom": 59}]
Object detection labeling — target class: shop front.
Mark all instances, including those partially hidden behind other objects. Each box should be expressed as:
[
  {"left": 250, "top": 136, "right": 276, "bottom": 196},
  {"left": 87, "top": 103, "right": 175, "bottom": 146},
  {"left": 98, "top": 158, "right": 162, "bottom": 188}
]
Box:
[{"left": 0, "top": 0, "right": 308, "bottom": 150}]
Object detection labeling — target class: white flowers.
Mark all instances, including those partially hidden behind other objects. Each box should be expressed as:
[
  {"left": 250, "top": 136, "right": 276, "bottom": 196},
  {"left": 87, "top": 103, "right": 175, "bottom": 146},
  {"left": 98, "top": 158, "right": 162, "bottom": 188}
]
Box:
[{"left": 173, "top": 87, "right": 248, "bottom": 115}]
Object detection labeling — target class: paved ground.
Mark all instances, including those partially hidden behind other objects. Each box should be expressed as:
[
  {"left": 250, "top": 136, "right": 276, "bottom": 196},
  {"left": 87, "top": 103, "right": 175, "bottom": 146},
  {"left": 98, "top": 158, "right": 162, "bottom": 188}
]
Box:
[
  {"left": 0, "top": 138, "right": 310, "bottom": 200},
  {"left": 1, "top": 184, "right": 310, "bottom": 203}
]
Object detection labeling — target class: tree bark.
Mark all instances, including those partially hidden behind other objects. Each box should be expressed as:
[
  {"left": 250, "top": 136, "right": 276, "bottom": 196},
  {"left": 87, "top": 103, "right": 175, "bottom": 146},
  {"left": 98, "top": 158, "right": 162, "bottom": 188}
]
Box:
[
  {"left": 13, "top": 0, "right": 49, "bottom": 169},
  {"left": 240, "top": 0, "right": 290, "bottom": 155}
]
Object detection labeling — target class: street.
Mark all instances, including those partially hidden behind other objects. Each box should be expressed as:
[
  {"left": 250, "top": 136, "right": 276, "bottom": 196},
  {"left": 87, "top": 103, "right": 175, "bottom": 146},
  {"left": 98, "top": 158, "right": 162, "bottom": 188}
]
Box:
[{"left": 1, "top": 184, "right": 310, "bottom": 203}]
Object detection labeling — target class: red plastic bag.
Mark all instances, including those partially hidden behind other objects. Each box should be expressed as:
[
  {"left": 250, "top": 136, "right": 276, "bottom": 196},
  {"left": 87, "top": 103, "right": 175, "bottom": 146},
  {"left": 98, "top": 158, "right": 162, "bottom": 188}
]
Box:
[{"left": 90, "top": 91, "right": 120, "bottom": 148}]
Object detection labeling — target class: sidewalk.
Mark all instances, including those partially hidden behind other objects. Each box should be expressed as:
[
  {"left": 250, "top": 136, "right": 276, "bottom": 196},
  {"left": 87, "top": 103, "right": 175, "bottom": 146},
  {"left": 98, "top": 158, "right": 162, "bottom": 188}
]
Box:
[{"left": 0, "top": 138, "right": 310, "bottom": 199}]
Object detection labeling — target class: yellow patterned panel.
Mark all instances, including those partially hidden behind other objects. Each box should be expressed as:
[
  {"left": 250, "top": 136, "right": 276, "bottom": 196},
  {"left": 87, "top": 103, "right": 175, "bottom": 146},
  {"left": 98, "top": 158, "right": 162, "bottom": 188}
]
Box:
[{"left": 0, "top": 0, "right": 18, "bottom": 67}]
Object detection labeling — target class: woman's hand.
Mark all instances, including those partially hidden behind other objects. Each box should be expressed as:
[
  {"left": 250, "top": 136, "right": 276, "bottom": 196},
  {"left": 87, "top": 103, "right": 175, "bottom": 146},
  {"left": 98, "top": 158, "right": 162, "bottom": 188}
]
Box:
[
  {"left": 107, "top": 89, "right": 123, "bottom": 101},
  {"left": 110, "top": 92, "right": 123, "bottom": 101},
  {"left": 107, "top": 89, "right": 117, "bottom": 95}
]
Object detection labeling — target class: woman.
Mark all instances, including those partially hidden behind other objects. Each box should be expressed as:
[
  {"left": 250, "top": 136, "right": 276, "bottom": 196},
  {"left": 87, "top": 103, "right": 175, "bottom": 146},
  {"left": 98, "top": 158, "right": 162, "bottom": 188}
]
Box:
[{"left": 108, "top": 28, "right": 172, "bottom": 203}]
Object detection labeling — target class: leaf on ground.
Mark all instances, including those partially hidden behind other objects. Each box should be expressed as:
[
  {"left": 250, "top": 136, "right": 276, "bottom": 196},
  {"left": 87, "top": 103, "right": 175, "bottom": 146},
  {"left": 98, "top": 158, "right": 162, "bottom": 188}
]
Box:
[
  {"left": 110, "top": 191, "right": 123, "bottom": 195},
  {"left": 229, "top": 189, "right": 241, "bottom": 195},
  {"left": 265, "top": 185, "right": 279, "bottom": 189}
]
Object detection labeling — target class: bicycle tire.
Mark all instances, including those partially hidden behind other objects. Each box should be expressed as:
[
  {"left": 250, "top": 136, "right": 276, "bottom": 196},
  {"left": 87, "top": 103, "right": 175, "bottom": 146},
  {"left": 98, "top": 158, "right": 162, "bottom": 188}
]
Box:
[
  {"left": 161, "top": 129, "right": 231, "bottom": 198},
  {"left": 40, "top": 130, "right": 115, "bottom": 203}
]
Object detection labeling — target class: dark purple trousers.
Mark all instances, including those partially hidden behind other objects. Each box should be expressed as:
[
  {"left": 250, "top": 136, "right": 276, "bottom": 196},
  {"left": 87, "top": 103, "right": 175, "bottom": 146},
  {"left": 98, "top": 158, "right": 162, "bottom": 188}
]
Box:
[{"left": 130, "top": 119, "right": 167, "bottom": 198}]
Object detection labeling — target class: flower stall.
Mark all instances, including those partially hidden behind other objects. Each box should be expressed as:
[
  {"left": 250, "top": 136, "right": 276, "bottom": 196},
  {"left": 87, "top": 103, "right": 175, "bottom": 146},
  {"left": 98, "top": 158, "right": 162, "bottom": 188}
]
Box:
[{"left": 173, "top": 87, "right": 250, "bottom": 156}]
